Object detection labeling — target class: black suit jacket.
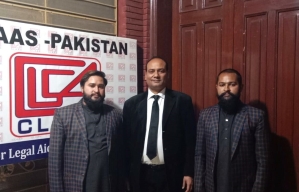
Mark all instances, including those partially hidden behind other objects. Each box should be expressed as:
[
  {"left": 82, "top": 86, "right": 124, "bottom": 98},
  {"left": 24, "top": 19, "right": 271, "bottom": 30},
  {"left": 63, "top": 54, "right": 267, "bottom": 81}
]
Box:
[{"left": 123, "top": 89, "right": 196, "bottom": 192}]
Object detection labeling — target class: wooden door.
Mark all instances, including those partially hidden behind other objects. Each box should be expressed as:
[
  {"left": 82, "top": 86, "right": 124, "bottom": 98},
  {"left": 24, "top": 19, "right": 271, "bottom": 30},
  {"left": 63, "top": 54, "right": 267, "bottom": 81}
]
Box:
[{"left": 172, "top": 0, "right": 299, "bottom": 191}]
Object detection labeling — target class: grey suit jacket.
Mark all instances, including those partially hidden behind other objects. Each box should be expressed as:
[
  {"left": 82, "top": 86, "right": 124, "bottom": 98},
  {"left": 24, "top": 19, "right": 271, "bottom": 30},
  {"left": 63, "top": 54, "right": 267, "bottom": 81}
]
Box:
[
  {"left": 194, "top": 104, "right": 269, "bottom": 192},
  {"left": 48, "top": 100, "right": 124, "bottom": 192}
]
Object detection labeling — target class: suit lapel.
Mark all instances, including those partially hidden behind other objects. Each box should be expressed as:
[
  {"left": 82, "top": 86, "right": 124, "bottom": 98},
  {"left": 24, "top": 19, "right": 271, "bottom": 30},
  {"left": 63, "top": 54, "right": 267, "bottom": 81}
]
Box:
[
  {"left": 211, "top": 106, "right": 220, "bottom": 157},
  {"left": 75, "top": 101, "right": 88, "bottom": 148},
  {"left": 103, "top": 106, "right": 112, "bottom": 154},
  {"left": 162, "top": 89, "right": 175, "bottom": 130},
  {"left": 231, "top": 106, "right": 247, "bottom": 159},
  {"left": 137, "top": 93, "right": 148, "bottom": 137}
]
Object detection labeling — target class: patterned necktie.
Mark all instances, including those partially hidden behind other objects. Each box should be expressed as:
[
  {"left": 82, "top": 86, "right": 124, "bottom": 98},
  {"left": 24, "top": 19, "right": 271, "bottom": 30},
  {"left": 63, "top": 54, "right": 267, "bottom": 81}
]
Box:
[{"left": 146, "top": 95, "right": 160, "bottom": 160}]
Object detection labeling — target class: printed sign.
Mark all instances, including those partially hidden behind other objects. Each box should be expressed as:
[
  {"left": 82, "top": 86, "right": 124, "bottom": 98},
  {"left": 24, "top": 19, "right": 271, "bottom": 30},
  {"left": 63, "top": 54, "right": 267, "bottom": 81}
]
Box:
[{"left": 0, "top": 19, "right": 137, "bottom": 165}]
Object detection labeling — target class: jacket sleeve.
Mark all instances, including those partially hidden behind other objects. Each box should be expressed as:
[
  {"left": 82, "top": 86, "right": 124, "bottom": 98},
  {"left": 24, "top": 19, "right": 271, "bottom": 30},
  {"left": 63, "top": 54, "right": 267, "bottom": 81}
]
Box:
[
  {"left": 48, "top": 109, "right": 65, "bottom": 192},
  {"left": 252, "top": 112, "right": 269, "bottom": 192},
  {"left": 182, "top": 96, "right": 196, "bottom": 177},
  {"left": 194, "top": 111, "right": 206, "bottom": 192}
]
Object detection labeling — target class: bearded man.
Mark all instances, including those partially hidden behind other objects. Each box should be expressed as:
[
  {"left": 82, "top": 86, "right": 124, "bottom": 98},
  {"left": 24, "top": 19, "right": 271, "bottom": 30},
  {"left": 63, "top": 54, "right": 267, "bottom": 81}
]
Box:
[
  {"left": 49, "top": 70, "right": 124, "bottom": 192},
  {"left": 194, "top": 69, "right": 269, "bottom": 192}
]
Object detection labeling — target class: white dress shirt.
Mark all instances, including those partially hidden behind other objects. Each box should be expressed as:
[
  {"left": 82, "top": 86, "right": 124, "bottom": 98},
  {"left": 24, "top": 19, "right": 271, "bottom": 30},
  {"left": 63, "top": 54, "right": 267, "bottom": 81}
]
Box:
[{"left": 142, "top": 88, "right": 165, "bottom": 165}]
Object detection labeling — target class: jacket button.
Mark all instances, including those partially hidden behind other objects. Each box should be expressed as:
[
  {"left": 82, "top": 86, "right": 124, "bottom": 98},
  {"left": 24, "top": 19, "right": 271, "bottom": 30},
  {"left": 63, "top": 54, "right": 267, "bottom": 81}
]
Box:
[{"left": 211, "top": 169, "right": 214, "bottom": 173}]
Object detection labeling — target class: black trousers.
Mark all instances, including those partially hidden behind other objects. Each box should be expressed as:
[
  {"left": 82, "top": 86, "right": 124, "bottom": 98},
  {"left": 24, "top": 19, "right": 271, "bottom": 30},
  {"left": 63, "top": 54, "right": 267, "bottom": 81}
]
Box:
[{"left": 140, "top": 164, "right": 169, "bottom": 192}]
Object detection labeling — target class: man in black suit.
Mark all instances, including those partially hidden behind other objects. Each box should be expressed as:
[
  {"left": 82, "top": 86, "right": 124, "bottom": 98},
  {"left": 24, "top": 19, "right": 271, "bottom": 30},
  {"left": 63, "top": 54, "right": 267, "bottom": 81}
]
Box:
[{"left": 123, "top": 57, "right": 196, "bottom": 192}]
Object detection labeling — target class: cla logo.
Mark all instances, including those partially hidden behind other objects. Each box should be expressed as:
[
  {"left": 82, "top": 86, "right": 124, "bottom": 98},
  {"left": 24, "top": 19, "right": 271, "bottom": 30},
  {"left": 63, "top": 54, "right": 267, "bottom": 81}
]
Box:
[
  {"left": 118, "top": 97, "right": 125, "bottom": 105},
  {"left": 118, "top": 54, "right": 125, "bottom": 59},
  {"left": 130, "top": 64, "right": 136, "bottom": 71},
  {"left": 130, "top": 86, "right": 137, "bottom": 93},
  {"left": 118, "top": 86, "right": 125, "bottom": 93},
  {"left": 106, "top": 62, "right": 114, "bottom": 70},
  {"left": 130, "top": 75, "right": 137, "bottom": 82},
  {"left": 130, "top": 41, "right": 136, "bottom": 48},
  {"left": 118, "top": 75, "right": 125, "bottom": 82},
  {"left": 130, "top": 53, "right": 136, "bottom": 60},
  {"left": 106, "top": 86, "right": 114, "bottom": 94},
  {"left": 118, "top": 63, "right": 125, "bottom": 70},
  {"left": 106, "top": 74, "right": 114, "bottom": 82},
  {"left": 10, "top": 53, "right": 101, "bottom": 137}
]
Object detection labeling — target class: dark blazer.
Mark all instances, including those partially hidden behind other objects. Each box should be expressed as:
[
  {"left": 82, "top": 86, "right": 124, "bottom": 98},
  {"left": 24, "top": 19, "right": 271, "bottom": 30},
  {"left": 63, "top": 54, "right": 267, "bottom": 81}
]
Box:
[
  {"left": 194, "top": 104, "right": 269, "bottom": 192},
  {"left": 48, "top": 100, "right": 124, "bottom": 192},
  {"left": 123, "top": 88, "right": 196, "bottom": 192}
]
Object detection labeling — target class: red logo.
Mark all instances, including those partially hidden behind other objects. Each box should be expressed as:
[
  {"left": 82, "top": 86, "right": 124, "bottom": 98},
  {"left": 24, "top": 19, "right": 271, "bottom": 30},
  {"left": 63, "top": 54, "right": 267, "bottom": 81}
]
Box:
[
  {"left": 106, "top": 62, "right": 114, "bottom": 70},
  {"left": 106, "top": 52, "right": 113, "bottom": 58},
  {"left": 10, "top": 53, "right": 101, "bottom": 118},
  {"left": 118, "top": 75, "right": 125, "bottom": 82},
  {"left": 118, "top": 54, "right": 125, "bottom": 59},
  {"left": 130, "top": 53, "right": 137, "bottom": 60},
  {"left": 130, "top": 64, "right": 136, "bottom": 71},
  {"left": 118, "top": 63, "right": 125, "bottom": 70},
  {"left": 106, "top": 74, "right": 114, "bottom": 82},
  {"left": 130, "top": 75, "right": 137, "bottom": 82},
  {"left": 130, "top": 41, "right": 136, "bottom": 48},
  {"left": 106, "top": 86, "right": 114, "bottom": 93},
  {"left": 118, "top": 97, "right": 125, "bottom": 105},
  {"left": 118, "top": 86, "right": 125, "bottom": 93},
  {"left": 130, "top": 86, "right": 137, "bottom": 93}
]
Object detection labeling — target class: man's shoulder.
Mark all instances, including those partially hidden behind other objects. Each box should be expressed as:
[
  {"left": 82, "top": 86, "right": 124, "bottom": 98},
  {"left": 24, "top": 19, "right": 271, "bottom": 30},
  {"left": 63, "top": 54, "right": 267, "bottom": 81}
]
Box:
[
  {"left": 200, "top": 105, "right": 218, "bottom": 113},
  {"left": 55, "top": 101, "right": 80, "bottom": 113},
  {"left": 124, "top": 92, "right": 147, "bottom": 104},
  {"left": 103, "top": 104, "right": 122, "bottom": 116},
  {"left": 166, "top": 89, "right": 193, "bottom": 102},
  {"left": 241, "top": 104, "right": 264, "bottom": 116}
]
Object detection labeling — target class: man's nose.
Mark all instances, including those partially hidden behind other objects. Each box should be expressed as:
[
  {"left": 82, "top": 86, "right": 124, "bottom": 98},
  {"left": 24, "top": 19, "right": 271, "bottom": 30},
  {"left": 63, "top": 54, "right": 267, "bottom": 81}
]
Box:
[
  {"left": 224, "top": 84, "right": 230, "bottom": 91},
  {"left": 153, "top": 71, "right": 159, "bottom": 77},
  {"left": 93, "top": 87, "right": 99, "bottom": 92}
]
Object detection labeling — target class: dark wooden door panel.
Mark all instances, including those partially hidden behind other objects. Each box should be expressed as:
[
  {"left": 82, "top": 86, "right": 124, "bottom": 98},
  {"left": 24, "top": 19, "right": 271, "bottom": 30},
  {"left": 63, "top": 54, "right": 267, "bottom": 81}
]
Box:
[
  {"left": 173, "top": 0, "right": 299, "bottom": 190},
  {"left": 173, "top": 0, "right": 233, "bottom": 112},
  {"left": 181, "top": 25, "right": 197, "bottom": 100}
]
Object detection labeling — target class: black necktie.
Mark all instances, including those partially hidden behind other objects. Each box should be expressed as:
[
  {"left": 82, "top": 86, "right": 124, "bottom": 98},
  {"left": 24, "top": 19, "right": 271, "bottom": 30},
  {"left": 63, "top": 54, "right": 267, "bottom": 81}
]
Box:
[{"left": 147, "top": 95, "right": 160, "bottom": 160}]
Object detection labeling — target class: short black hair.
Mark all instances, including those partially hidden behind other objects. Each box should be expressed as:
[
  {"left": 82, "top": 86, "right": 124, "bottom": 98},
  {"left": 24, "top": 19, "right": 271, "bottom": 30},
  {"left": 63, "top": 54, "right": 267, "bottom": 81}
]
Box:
[
  {"left": 80, "top": 70, "right": 108, "bottom": 87},
  {"left": 216, "top": 68, "right": 242, "bottom": 85},
  {"left": 146, "top": 56, "right": 168, "bottom": 71}
]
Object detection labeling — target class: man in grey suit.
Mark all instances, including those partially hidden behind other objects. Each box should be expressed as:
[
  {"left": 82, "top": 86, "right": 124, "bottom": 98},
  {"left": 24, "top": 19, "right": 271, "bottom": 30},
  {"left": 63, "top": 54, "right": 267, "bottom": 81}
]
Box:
[
  {"left": 48, "top": 70, "right": 124, "bottom": 192},
  {"left": 194, "top": 69, "right": 269, "bottom": 192},
  {"left": 123, "top": 57, "right": 196, "bottom": 192}
]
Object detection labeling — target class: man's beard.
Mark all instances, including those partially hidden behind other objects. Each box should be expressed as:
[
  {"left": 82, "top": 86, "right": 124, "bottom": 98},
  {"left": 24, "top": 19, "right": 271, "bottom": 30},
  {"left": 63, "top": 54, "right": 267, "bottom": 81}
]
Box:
[
  {"left": 83, "top": 93, "right": 104, "bottom": 112},
  {"left": 217, "top": 92, "right": 241, "bottom": 114}
]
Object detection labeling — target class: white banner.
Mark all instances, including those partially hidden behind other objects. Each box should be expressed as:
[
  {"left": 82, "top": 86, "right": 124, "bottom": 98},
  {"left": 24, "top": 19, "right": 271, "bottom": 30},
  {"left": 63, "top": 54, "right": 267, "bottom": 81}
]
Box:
[{"left": 0, "top": 19, "right": 137, "bottom": 165}]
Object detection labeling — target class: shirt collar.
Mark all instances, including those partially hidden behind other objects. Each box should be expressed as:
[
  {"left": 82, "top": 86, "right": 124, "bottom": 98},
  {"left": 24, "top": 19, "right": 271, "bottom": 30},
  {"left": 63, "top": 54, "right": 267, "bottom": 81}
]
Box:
[{"left": 147, "top": 88, "right": 166, "bottom": 100}]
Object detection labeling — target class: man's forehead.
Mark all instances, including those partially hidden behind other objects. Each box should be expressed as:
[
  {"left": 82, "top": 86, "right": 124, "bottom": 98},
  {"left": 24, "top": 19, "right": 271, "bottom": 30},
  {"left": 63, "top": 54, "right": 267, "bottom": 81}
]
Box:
[{"left": 218, "top": 73, "right": 238, "bottom": 82}]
